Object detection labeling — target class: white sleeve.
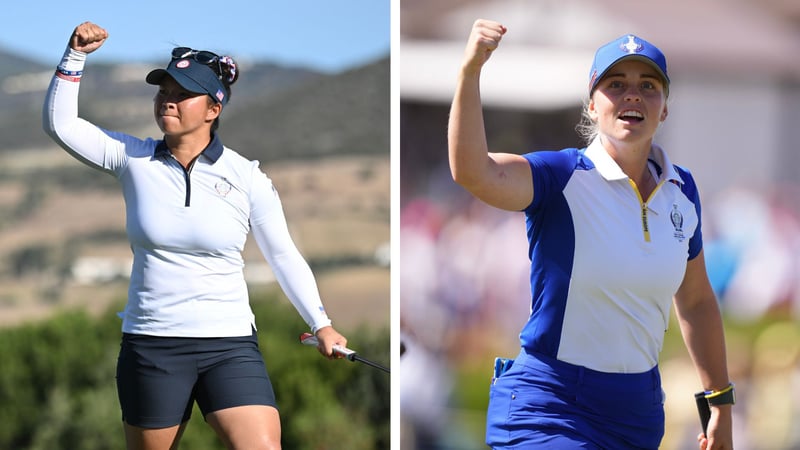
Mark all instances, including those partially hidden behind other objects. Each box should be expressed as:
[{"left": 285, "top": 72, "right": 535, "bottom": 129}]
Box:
[
  {"left": 42, "top": 47, "right": 129, "bottom": 175},
  {"left": 249, "top": 164, "right": 333, "bottom": 333}
]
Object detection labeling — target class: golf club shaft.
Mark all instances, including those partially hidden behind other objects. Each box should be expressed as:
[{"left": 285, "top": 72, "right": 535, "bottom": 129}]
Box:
[{"left": 352, "top": 354, "right": 390, "bottom": 373}]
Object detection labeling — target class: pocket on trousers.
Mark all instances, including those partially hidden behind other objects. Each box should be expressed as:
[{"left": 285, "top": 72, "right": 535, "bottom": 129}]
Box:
[{"left": 485, "top": 377, "right": 517, "bottom": 447}]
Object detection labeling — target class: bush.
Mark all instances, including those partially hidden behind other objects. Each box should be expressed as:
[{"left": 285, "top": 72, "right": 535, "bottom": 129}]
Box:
[
  {"left": 0, "top": 308, "right": 121, "bottom": 448},
  {"left": 0, "top": 290, "right": 390, "bottom": 449}
]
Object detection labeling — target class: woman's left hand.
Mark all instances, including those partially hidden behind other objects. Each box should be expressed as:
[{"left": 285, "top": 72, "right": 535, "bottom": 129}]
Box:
[
  {"left": 697, "top": 405, "right": 733, "bottom": 449},
  {"left": 314, "top": 326, "right": 348, "bottom": 359}
]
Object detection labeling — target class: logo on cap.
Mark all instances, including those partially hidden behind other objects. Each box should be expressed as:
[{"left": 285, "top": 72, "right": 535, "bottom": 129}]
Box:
[
  {"left": 176, "top": 59, "right": 190, "bottom": 69},
  {"left": 621, "top": 35, "right": 644, "bottom": 54},
  {"left": 215, "top": 90, "right": 225, "bottom": 102}
]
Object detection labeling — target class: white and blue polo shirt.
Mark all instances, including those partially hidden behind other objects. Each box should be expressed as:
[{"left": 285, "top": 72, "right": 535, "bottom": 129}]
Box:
[
  {"left": 43, "top": 48, "right": 332, "bottom": 338},
  {"left": 519, "top": 138, "right": 702, "bottom": 373}
]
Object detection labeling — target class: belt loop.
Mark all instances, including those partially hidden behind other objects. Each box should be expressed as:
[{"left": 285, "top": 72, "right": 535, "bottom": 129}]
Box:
[
  {"left": 653, "top": 365, "right": 660, "bottom": 389},
  {"left": 652, "top": 365, "right": 661, "bottom": 403},
  {"left": 575, "top": 366, "right": 585, "bottom": 404}
]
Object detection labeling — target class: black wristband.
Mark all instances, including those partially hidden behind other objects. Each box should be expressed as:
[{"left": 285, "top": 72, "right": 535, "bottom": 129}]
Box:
[{"left": 705, "top": 383, "right": 735, "bottom": 406}]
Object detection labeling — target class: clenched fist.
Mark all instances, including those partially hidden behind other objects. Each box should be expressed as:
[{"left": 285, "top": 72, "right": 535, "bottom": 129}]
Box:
[
  {"left": 461, "top": 19, "right": 507, "bottom": 75},
  {"left": 70, "top": 22, "right": 108, "bottom": 54}
]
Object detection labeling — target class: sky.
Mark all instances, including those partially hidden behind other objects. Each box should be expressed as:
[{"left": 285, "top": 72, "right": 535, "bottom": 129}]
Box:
[{"left": 0, "top": 0, "right": 390, "bottom": 73}]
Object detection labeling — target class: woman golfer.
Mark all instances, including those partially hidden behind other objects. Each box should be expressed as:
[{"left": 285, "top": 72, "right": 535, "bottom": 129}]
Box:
[
  {"left": 44, "top": 22, "right": 347, "bottom": 450},
  {"left": 448, "top": 19, "right": 734, "bottom": 449}
]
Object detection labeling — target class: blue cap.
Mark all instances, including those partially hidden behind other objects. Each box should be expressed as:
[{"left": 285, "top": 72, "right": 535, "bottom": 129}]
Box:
[
  {"left": 146, "top": 58, "right": 228, "bottom": 105},
  {"left": 588, "top": 34, "right": 669, "bottom": 95}
]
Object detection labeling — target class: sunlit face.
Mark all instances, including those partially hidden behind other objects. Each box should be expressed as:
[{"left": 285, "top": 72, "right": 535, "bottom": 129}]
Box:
[
  {"left": 588, "top": 59, "right": 668, "bottom": 145},
  {"left": 153, "top": 77, "right": 220, "bottom": 137}
]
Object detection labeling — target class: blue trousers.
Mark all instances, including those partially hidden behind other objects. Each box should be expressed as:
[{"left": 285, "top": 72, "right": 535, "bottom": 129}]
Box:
[{"left": 486, "top": 350, "right": 665, "bottom": 449}]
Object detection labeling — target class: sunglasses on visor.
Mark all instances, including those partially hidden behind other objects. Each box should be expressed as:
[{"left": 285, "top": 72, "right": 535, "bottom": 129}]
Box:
[{"left": 171, "top": 47, "right": 222, "bottom": 75}]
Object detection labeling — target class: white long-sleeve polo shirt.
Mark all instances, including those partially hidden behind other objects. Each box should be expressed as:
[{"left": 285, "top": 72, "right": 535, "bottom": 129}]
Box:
[{"left": 43, "top": 48, "right": 332, "bottom": 337}]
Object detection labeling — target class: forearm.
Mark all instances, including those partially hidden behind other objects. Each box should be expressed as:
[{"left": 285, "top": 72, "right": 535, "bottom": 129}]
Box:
[
  {"left": 268, "top": 249, "right": 332, "bottom": 333},
  {"left": 250, "top": 189, "right": 332, "bottom": 333},
  {"left": 447, "top": 70, "right": 491, "bottom": 189},
  {"left": 43, "top": 47, "right": 115, "bottom": 171},
  {"left": 43, "top": 47, "right": 86, "bottom": 139},
  {"left": 675, "top": 296, "right": 730, "bottom": 390},
  {"left": 680, "top": 299, "right": 734, "bottom": 448}
]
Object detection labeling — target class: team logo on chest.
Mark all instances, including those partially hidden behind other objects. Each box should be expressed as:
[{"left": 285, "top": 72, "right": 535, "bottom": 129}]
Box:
[
  {"left": 215, "top": 177, "right": 232, "bottom": 197},
  {"left": 670, "top": 204, "right": 685, "bottom": 242}
]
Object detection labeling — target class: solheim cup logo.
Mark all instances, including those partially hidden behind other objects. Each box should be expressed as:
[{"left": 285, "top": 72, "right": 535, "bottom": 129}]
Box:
[
  {"left": 215, "top": 177, "right": 232, "bottom": 197},
  {"left": 621, "top": 35, "right": 643, "bottom": 54},
  {"left": 671, "top": 204, "right": 686, "bottom": 242}
]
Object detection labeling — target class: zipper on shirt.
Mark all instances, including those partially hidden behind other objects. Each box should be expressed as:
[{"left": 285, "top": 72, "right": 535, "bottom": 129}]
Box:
[
  {"left": 170, "top": 154, "right": 199, "bottom": 207},
  {"left": 628, "top": 178, "right": 665, "bottom": 242},
  {"left": 182, "top": 167, "right": 192, "bottom": 207}
]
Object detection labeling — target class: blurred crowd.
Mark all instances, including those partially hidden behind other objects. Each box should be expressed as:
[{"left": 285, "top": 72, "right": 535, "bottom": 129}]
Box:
[
  {"left": 704, "top": 184, "right": 800, "bottom": 321},
  {"left": 400, "top": 161, "right": 800, "bottom": 449}
]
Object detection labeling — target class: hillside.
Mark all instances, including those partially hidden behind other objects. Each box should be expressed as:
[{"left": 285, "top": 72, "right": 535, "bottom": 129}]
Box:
[
  {"left": 0, "top": 48, "right": 44, "bottom": 78},
  {"left": 0, "top": 49, "right": 389, "bottom": 161},
  {"left": 222, "top": 58, "right": 390, "bottom": 161},
  {"left": 0, "top": 50, "right": 390, "bottom": 330}
]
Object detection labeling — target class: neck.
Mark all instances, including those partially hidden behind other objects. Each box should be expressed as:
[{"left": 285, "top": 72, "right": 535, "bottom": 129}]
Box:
[
  {"left": 165, "top": 131, "right": 213, "bottom": 169},
  {"left": 599, "top": 135, "right": 653, "bottom": 180}
]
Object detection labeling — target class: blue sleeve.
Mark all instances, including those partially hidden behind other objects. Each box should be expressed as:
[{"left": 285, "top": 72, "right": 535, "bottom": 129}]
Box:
[
  {"left": 674, "top": 165, "right": 703, "bottom": 260},
  {"left": 521, "top": 148, "right": 581, "bottom": 214}
]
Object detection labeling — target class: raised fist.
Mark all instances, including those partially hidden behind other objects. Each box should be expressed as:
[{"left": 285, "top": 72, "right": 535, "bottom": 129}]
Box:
[
  {"left": 70, "top": 22, "right": 108, "bottom": 54},
  {"left": 461, "top": 19, "right": 507, "bottom": 74}
]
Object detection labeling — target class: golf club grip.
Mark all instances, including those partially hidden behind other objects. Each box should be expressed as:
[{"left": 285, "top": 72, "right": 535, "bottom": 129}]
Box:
[
  {"left": 694, "top": 391, "right": 710, "bottom": 437},
  {"left": 299, "top": 333, "right": 356, "bottom": 358},
  {"left": 333, "top": 345, "right": 356, "bottom": 359}
]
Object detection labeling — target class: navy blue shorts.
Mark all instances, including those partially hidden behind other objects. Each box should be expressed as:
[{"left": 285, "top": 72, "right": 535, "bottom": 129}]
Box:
[
  {"left": 486, "top": 350, "right": 665, "bottom": 449},
  {"left": 116, "top": 329, "right": 277, "bottom": 428}
]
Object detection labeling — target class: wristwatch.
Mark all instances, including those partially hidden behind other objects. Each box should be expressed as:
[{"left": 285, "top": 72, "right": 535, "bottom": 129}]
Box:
[{"left": 704, "top": 383, "right": 735, "bottom": 406}]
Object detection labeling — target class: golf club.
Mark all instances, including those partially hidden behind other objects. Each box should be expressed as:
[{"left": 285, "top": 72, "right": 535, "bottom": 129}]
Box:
[
  {"left": 299, "top": 332, "right": 390, "bottom": 374},
  {"left": 694, "top": 391, "right": 711, "bottom": 437}
]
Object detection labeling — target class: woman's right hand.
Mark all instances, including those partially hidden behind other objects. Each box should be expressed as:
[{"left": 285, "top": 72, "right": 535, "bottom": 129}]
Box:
[
  {"left": 69, "top": 22, "right": 108, "bottom": 54},
  {"left": 461, "top": 19, "right": 507, "bottom": 75}
]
